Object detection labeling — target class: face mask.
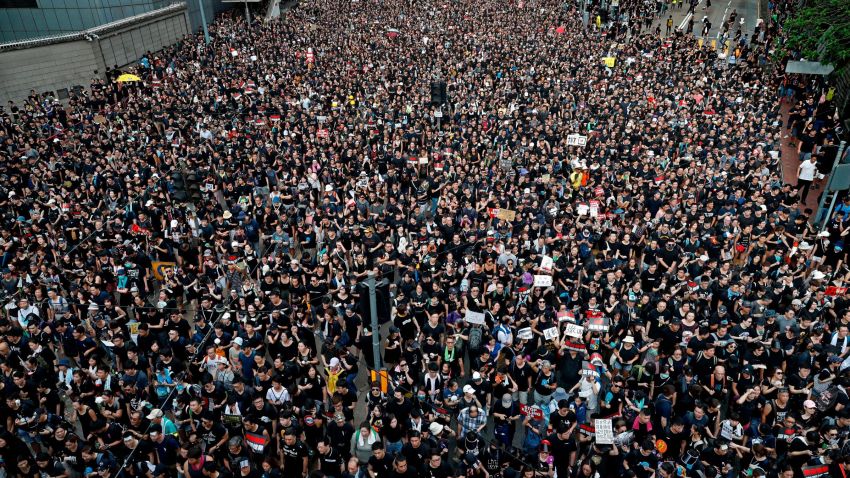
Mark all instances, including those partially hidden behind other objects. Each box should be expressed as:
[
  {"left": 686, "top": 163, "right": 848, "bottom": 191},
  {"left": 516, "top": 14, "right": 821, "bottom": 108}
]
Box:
[{"left": 660, "top": 373, "right": 670, "bottom": 380}]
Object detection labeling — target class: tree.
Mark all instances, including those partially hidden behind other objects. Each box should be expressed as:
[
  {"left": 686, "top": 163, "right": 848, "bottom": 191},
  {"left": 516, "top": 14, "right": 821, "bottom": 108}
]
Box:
[{"left": 781, "top": 0, "right": 850, "bottom": 66}]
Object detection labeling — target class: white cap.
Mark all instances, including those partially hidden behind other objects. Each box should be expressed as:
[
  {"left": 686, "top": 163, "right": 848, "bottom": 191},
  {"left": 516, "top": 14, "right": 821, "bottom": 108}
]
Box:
[
  {"left": 329, "top": 357, "right": 340, "bottom": 367},
  {"left": 233, "top": 337, "right": 243, "bottom": 346},
  {"left": 462, "top": 384, "right": 475, "bottom": 394},
  {"left": 429, "top": 422, "right": 444, "bottom": 435},
  {"left": 699, "top": 255, "right": 709, "bottom": 262},
  {"left": 812, "top": 270, "right": 826, "bottom": 280},
  {"left": 170, "top": 219, "right": 178, "bottom": 229},
  {"left": 818, "top": 231, "right": 830, "bottom": 237},
  {"left": 472, "top": 371, "right": 482, "bottom": 380},
  {"left": 623, "top": 336, "right": 635, "bottom": 343}
]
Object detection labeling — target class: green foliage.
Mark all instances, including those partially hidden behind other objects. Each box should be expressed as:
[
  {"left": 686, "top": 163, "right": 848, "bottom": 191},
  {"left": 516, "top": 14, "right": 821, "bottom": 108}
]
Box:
[{"left": 783, "top": 0, "right": 850, "bottom": 66}]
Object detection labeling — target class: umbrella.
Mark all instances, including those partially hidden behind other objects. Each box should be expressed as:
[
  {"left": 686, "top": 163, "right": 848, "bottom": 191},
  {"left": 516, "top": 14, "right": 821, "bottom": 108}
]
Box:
[{"left": 116, "top": 73, "right": 141, "bottom": 83}]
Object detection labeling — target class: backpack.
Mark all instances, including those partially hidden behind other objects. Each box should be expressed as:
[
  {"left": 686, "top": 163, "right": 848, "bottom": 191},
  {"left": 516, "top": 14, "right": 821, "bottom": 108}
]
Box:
[
  {"left": 815, "top": 384, "right": 841, "bottom": 412},
  {"left": 468, "top": 326, "right": 483, "bottom": 353}
]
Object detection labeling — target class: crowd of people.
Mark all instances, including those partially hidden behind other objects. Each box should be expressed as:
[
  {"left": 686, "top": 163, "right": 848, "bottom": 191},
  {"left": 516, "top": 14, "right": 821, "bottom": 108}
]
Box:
[{"left": 0, "top": 0, "right": 849, "bottom": 477}]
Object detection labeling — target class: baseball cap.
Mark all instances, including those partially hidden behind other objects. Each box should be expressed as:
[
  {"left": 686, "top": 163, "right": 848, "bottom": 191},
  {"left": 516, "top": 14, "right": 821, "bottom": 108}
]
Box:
[
  {"left": 146, "top": 409, "right": 164, "bottom": 420},
  {"left": 804, "top": 400, "right": 816, "bottom": 409},
  {"left": 462, "top": 384, "right": 475, "bottom": 394}
]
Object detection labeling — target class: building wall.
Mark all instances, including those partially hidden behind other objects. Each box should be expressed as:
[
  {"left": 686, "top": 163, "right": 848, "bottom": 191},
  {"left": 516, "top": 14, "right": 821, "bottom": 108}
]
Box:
[
  {"left": 0, "top": 3, "right": 190, "bottom": 104},
  {"left": 0, "top": 0, "right": 228, "bottom": 44}
]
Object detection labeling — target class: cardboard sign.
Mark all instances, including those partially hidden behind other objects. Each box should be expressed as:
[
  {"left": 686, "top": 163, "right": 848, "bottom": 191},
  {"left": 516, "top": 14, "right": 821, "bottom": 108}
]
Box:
[
  {"left": 519, "top": 404, "right": 543, "bottom": 420},
  {"left": 564, "top": 323, "right": 584, "bottom": 338},
  {"left": 587, "top": 316, "right": 610, "bottom": 332},
  {"left": 540, "top": 255, "right": 554, "bottom": 274},
  {"left": 567, "top": 134, "right": 588, "bottom": 146},
  {"left": 533, "top": 275, "right": 553, "bottom": 287},
  {"left": 93, "top": 115, "right": 107, "bottom": 124},
  {"left": 595, "top": 419, "right": 614, "bottom": 444},
  {"left": 496, "top": 208, "right": 516, "bottom": 221},
  {"left": 543, "top": 327, "right": 559, "bottom": 341},
  {"left": 465, "top": 310, "right": 486, "bottom": 325},
  {"left": 825, "top": 286, "right": 848, "bottom": 296},
  {"left": 151, "top": 261, "right": 176, "bottom": 281},
  {"left": 517, "top": 327, "right": 533, "bottom": 340}
]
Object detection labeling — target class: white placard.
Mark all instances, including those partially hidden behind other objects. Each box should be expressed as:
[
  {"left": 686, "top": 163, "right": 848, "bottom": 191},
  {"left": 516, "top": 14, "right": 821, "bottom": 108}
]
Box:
[
  {"left": 595, "top": 419, "right": 614, "bottom": 444},
  {"left": 567, "top": 134, "right": 588, "bottom": 147},
  {"left": 434, "top": 110, "right": 443, "bottom": 118},
  {"left": 543, "top": 327, "right": 559, "bottom": 341},
  {"left": 465, "top": 310, "right": 486, "bottom": 325},
  {"left": 533, "top": 275, "right": 553, "bottom": 287},
  {"left": 564, "top": 323, "right": 584, "bottom": 338},
  {"left": 517, "top": 327, "right": 533, "bottom": 340},
  {"left": 577, "top": 203, "right": 589, "bottom": 216},
  {"left": 540, "top": 255, "right": 554, "bottom": 274}
]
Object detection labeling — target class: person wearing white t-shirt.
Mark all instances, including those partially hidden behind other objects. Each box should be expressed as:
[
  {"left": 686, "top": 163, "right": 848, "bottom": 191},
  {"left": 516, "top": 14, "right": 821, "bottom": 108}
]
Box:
[{"left": 797, "top": 156, "right": 818, "bottom": 203}]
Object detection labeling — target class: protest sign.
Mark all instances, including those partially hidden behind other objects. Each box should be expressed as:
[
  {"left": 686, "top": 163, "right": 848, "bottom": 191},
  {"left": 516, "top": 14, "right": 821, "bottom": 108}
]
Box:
[
  {"left": 564, "top": 323, "right": 584, "bottom": 338},
  {"left": 533, "top": 275, "right": 553, "bottom": 287},
  {"left": 465, "top": 310, "right": 486, "bottom": 325},
  {"left": 595, "top": 419, "right": 614, "bottom": 444},
  {"left": 543, "top": 327, "right": 559, "bottom": 341},
  {"left": 567, "top": 134, "right": 587, "bottom": 146},
  {"left": 496, "top": 208, "right": 516, "bottom": 221}
]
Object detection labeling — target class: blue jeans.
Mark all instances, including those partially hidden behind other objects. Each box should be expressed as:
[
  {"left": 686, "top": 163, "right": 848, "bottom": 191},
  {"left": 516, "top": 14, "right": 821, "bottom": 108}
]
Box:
[{"left": 386, "top": 440, "right": 403, "bottom": 456}]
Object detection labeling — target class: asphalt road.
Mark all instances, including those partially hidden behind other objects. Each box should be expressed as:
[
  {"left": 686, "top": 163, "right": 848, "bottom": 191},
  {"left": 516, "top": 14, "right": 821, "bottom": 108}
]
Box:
[{"left": 654, "top": 0, "right": 759, "bottom": 45}]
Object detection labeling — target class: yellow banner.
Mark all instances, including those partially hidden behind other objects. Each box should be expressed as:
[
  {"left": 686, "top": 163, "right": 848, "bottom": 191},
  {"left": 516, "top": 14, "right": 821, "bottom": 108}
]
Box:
[{"left": 151, "top": 261, "right": 176, "bottom": 281}]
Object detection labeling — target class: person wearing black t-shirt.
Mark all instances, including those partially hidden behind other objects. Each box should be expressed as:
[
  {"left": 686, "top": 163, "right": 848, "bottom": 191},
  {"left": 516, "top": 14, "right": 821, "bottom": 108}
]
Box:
[
  {"left": 280, "top": 428, "right": 310, "bottom": 478},
  {"left": 423, "top": 452, "right": 454, "bottom": 478},
  {"left": 367, "top": 442, "right": 394, "bottom": 478},
  {"left": 317, "top": 438, "right": 344, "bottom": 478},
  {"left": 388, "top": 455, "right": 418, "bottom": 478}
]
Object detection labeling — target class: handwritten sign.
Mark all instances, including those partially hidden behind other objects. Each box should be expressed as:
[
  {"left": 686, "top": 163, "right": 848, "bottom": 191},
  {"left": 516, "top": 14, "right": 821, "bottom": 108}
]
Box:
[
  {"left": 519, "top": 404, "right": 543, "bottom": 420},
  {"left": 517, "top": 327, "right": 533, "bottom": 340},
  {"left": 567, "top": 134, "right": 588, "bottom": 146},
  {"left": 825, "top": 286, "right": 848, "bottom": 296},
  {"left": 543, "top": 327, "right": 559, "bottom": 341},
  {"left": 603, "top": 57, "right": 616, "bottom": 68},
  {"left": 465, "top": 310, "right": 486, "bottom": 325},
  {"left": 533, "top": 275, "right": 553, "bottom": 287},
  {"left": 496, "top": 208, "right": 516, "bottom": 221},
  {"left": 595, "top": 419, "right": 614, "bottom": 444},
  {"left": 564, "top": 323, "right": 584, "bottom": 338}
]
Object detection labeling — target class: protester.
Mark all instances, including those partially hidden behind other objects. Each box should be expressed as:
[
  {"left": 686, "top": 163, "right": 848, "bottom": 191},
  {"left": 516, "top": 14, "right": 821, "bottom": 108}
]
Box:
[{"left": 0, "top": 0, "right": 848, "bottom": 477}]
